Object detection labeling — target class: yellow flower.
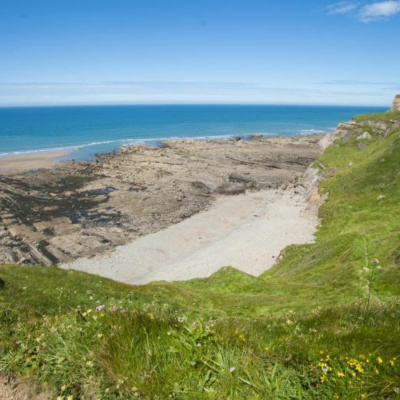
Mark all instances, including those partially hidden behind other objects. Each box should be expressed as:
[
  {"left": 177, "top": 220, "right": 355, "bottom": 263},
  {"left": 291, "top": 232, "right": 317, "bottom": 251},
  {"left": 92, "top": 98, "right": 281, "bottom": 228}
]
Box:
[
  {"left": 320, "top": 374, "right": 326, "bottom": 383},
  {"left": 97, "top": 333, "right": 103, "bottom": 339},
  {"left": 264, "top": 346, "right": 270, "bottom": 351},
  {"left": 238, "top": 333, "right": 246, "bottom": 342},
  {"left": 61, "top": 385, "right": 66, "bottom": 392},
  {"left": 355, "top": 365, "right": 364, "bottom": 374},
  {"left": 67, "top": 397, "right": 73, "bottom": 400},
  {"left": 337, "top": 371, "right": 345, "bottom": 378},
  {"left": 390, "top": 359, "right": 395, "bottom": 367},
  {"left": 57, "top": 357, "right": 65, "bottom": 364},
  {"left": 377, "top": 357, "right": 383, "bottom": 364}
]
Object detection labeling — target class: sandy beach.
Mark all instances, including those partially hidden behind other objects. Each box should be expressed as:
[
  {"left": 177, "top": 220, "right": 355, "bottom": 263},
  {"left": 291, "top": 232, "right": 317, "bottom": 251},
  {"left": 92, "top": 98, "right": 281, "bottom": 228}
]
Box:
[
  {"left": 0, "top": 151, "right": 67, "bottom": 173},
  {"left": 61, "top": 185, "right": 320, "bottom": 284}
]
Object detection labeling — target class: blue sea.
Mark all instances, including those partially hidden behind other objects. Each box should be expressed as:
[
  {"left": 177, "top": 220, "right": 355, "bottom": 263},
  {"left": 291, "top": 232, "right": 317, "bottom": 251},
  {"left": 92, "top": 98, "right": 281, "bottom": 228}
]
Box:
[{"left": 0, "top": 105, "right": 386, "bottom": 161}]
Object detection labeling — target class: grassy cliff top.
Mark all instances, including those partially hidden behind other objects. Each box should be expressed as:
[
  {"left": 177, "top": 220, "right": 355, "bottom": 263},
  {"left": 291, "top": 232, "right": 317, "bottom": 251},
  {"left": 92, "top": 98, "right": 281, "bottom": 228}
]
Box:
[{"left": 1, "top": 111, "right": 400, "bottom": 399}]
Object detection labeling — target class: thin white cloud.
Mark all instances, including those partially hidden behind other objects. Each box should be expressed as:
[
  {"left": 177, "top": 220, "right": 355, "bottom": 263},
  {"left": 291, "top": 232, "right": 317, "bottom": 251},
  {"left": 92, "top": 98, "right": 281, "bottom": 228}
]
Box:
[
  {"left": 325, "top": 1, "right": 359, "bottom": 15},
  {"left": 325, "top": 0, "right": 400, "bottom": 21},
  {"left": 359, "top": 0, "right": 400, "bottom": 21}
]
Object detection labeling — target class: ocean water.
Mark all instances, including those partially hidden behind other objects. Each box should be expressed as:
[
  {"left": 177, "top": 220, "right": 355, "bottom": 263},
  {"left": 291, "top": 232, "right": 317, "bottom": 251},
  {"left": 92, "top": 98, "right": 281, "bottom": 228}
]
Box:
[{"left": 0, "top": 105, "right": 386, "bottom": 161}]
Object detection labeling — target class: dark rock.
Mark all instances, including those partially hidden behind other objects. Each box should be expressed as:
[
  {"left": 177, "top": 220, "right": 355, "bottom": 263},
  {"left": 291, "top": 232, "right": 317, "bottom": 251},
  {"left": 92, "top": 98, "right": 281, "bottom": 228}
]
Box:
[
  {"left": 86, "top": 187, "right": 116, "bottom": 196},
  {"left": 248, "top": 134, "right": 263, "bottom": 141},
  {"left": 229, "top": 173, "right": 252, "bottom": 184},
  {"left": 191, "top": 181, "right": 211, "bottom": 194},
  {"left": 215, "top": 183, "right": 246, "bottom": 195},
  {"left": 70, "top": 210, "right": 84, "bottom": 224}
]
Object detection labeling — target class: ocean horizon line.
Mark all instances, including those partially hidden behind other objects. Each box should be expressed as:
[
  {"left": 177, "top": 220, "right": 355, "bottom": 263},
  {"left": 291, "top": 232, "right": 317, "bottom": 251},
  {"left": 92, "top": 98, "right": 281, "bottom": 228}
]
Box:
[{"left": 0, "top": 102, "right": 389, "bottom": 109}]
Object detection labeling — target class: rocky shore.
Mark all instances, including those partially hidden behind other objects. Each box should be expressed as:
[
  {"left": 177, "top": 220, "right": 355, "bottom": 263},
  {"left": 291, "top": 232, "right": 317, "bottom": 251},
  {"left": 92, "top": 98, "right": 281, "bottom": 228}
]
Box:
[{"left": 0, "top": 135, "right": 323, "bottom": 266}]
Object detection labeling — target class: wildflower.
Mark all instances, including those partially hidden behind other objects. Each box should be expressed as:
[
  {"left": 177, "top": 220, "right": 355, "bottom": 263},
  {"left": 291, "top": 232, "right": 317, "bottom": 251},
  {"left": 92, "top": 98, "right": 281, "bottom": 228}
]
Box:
[
  {"left": 61, "top": 385, "right": 66, "bottom": 392},
  {"left": 238, "top": 333, "right": 246, "bottom": 342},
  {"left": 321, "top": 365, "right": 329, "bottom": 373},
  {"left": 86, "top": 361, "right": 94, "bottom": 367},
  {"left": 95, "top": 305, "right": 105, "bottom": 312},
  {"left": 318, "top": 362, "right": 329, "bottom": 373},
  {"left": 390, "top": 358, "right": 396, "bottom": 367},
  {"left": 355, "top": 364, "right": 364, "bottom": 374},
  {"left": 177, "top": 316, "right": 186, "bottom": 323},
  {"left": 148, "top": 312, "right": 154, "bottom": 320},
  {"left": 320, "top": 374, "right": 326, "bottom": 383},
  {"left": 67, "top": 396, "right": 73, "bottom": 400},
  {"left": 337, "top": 372, "right": 345, "bottom": 378},
  {"left": 97, "top": 333, "right": 103, "bottom": 339},
  {"left": 57, "top": 397, "right": 64, "bottom": 400},
  {"left": 264, "top": 346, "right": 270, "bottom": 351},
  {"left": 377, "top": 357, "right": 383, "bottom": 364},
  {"left": 57, "top": 357, "right": 65, "bottom": 364},
  {"left": 229, "top": 367, "right": 236, "bottom": 373}
]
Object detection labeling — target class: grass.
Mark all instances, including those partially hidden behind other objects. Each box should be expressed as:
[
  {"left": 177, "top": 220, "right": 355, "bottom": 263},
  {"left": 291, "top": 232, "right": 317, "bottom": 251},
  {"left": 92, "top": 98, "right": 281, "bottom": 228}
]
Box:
[
  {"left": 1, "top": 110, "right": 400, "bottom": 399},
  {"left": 354, "top": 110, "right": 400, "bottom": 122}
]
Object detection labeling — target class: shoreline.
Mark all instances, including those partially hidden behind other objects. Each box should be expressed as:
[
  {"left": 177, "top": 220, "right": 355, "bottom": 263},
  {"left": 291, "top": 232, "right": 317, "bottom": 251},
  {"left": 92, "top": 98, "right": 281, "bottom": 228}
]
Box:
[{"left": 0, "top": 131, "right": 333, "bottom": 174}]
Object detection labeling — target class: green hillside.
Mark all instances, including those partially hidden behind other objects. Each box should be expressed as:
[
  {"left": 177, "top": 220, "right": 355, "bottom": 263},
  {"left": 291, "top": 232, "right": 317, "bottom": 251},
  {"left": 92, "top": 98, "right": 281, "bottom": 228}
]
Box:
[{"left": 1, "top": 111, "right": 400, "bottom": 399}]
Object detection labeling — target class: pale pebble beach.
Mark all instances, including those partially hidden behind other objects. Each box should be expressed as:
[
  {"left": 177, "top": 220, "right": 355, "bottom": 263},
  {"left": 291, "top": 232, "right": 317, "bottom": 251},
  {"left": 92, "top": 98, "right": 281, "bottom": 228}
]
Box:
[{"left": 61, "top": 185, "right": 320, "bottom": 284}]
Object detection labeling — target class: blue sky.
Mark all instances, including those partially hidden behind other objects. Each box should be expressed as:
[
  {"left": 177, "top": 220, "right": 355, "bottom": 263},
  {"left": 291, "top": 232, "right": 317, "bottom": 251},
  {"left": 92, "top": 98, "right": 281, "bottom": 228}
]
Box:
[{"left": 0, "top": 0, "right": 399, "bottom": 106}]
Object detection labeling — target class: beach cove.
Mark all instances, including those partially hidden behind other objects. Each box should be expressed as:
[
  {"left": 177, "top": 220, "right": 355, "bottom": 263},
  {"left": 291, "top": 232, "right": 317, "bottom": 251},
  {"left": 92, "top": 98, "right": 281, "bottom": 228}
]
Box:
[{"left": 0, "top": 134, "right": 327, "bottom": 281}]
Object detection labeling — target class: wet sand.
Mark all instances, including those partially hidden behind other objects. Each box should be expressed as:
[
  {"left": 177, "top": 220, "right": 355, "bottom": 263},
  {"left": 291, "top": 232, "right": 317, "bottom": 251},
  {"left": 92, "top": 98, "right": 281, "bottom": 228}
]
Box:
[{"left": 0, "top": 152, "right": 67, "bottom": 173}]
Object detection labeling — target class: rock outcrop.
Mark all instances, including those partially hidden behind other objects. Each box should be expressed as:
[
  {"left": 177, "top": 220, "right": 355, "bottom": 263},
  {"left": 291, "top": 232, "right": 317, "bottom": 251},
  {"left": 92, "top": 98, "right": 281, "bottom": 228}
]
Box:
[{"left": 392, "top": 94, "right": 400, "bottom": 111}]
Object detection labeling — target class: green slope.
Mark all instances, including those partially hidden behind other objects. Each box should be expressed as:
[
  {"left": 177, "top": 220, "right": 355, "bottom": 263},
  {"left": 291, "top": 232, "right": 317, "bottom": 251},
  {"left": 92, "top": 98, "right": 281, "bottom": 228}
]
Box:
[{"left": 0, "top": 111, "right": 400, "bottom": 399}]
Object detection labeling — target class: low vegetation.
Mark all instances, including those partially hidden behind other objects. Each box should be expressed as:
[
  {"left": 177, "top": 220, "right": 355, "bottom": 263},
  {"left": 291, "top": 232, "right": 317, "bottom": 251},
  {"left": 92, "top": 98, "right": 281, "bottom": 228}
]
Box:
[{"left": 1, "top": 111, "right": 399, "bottom": 399}]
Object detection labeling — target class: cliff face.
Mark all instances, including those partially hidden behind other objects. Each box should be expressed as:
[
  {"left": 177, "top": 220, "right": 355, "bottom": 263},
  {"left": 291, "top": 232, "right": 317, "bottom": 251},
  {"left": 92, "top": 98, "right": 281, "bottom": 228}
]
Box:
[{"left": 392, "top": 94, "right": 400, "bottom": 111}]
